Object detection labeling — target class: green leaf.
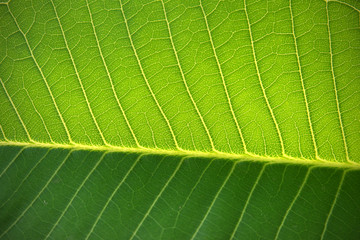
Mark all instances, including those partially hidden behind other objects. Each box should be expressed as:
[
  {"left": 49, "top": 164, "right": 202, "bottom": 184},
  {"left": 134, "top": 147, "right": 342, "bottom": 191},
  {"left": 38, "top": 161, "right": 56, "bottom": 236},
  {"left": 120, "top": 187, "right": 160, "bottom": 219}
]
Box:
[{"left": 0, "top": 0, "right": 359, "bottom": 239}]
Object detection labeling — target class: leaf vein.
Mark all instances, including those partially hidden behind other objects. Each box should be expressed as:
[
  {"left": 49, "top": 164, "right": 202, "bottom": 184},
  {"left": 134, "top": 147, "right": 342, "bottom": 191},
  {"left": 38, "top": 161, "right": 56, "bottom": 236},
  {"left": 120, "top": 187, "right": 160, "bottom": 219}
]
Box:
[
  {"left": 45, "top": 152, "right": 107, "bottom": 239},
  {"left": 85, "top": 154, "right": 143, "bottom": 240},
  {"left": 289, "top": 0, "right": 320, "bottom": 160},
  {"left": 320, "top": 170, "right": 347, "bottom": 239},
  {"left": 199, "top": 1, "right": 248, "bottom": 154},
  {"left": 274, "top": 167, "right": 313, "bottom": 239},
  {"left": 0, "top": 146, "right": 25, "bottom": 179},
  {"left": 190, "top": 161, "right": 237, "bottom": 240},
  {"left": 130, "top": 156, "right": 186, "bottom": 240},
  {"left": 230, "top": 163, "right": 267, "bottom": 239},
  {"left": 244, "top": 0, "right": 286, "bottom": 156},
  {"left": 85, "top": 0, "right": 140, "bottom": 147},
  {"left": 0, "top": 149, "right": 49, "bottom": 209},
  {"left": 0, "top": 150, "right": 73, "bottom": 238},
  {"left": 161, "top": 0, "right": 216, "bottom": 152},
  {"left": 50, "top": 0, "right": 109, "bottom": 146},
  {"left": 119, "top": 0, "right": 180, "bottom": 149},
  {"left": 326, "top": 2, "right": 350, "bottom": 162},
  {"left": 0, "top": 78, "right": 33, "bottom": 142},
  {"left": 6, "top": 5, "right": 73, "bottom": 144}
]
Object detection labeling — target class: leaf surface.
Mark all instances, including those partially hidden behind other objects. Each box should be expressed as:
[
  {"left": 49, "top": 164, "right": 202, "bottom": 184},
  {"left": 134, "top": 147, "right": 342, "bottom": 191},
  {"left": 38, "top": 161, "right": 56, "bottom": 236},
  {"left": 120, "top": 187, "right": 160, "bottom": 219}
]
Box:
[{"left": 0, "top": 0, "right": 359, "bottom": 239}]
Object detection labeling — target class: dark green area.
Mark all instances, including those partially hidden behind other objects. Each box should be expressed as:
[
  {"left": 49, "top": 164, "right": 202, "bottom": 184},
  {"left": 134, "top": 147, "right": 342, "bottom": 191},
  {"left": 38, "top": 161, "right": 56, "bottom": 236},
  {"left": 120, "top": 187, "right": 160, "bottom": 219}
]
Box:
[{"left": 1, "top": 146, "right": 359, "bottom": 239}]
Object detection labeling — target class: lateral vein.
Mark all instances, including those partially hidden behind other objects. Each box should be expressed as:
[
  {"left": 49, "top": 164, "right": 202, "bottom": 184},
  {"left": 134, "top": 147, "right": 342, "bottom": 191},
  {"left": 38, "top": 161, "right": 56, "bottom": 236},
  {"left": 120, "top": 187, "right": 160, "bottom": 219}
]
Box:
[
  {"left": 0, "top": 151, "right": 73, "bottom": 238},
  {"left": 0, "top": 78, "right": 33, "bottom": 142},
  {"left": 45, "top": 152, "right": 107, "bottom": 239},
  {"left": 85, "top": 154, "right": 143, "bottom": 240},
  {"left": 320, "top": 170, "right": 347, "bottom": 240},
  {"left": 230, "top": 164, "right": 267, "bottom": 239},
  {"left": 161, "top": 0, "right": 217, "bottom": 152},
  {"left": 289, "top": 0, "right": 320, "bottom": 160},
  {"left": 274, "top": 167, "right": 312, "bottom": 239},
  {"left": 119, "top": 0, "right": 180, "bottom": 150},
  {"left": 85, "top": 0, "right": 141, "bottom": 147},
  {"left": 190, "top": 161, "right": 237, "bottom": 240},
  {"left": 50, "top": 0, "right": 109, "bottom": 146},
  {"left": 7, "top": 5, "right": 73, "bottom": 144},
  {"left": 326, "top": 2, "right": 350, "bottom": 162},
  {"left": 199, "top": 1, "right": 248, "bottom": 154},
  {"left": 244, "top": 0, "right": 286, "bottom": 156},
  {"left": 130, "top": 156, "right": 186, "bottom": 240}
]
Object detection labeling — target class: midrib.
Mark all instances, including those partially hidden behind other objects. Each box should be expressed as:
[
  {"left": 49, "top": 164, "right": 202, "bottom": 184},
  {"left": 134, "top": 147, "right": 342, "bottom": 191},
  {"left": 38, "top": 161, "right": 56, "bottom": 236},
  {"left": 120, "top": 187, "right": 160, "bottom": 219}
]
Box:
[{"left": 0, "top": 140, "right": 359, "bottom": 170}]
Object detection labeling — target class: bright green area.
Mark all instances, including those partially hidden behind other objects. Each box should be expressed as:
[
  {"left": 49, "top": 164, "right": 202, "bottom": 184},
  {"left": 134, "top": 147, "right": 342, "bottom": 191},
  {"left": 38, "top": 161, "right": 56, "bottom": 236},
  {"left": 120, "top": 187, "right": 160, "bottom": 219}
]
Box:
[{"left": 0, "top": 0, "right": 359, "bottom": 239}]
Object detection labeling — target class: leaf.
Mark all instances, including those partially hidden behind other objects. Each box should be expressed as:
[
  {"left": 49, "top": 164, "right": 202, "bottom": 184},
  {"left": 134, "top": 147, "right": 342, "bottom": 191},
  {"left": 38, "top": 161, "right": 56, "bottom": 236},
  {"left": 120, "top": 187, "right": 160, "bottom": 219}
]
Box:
[{"left": 0, "top": 0, "right": 359, "bottom": 239}]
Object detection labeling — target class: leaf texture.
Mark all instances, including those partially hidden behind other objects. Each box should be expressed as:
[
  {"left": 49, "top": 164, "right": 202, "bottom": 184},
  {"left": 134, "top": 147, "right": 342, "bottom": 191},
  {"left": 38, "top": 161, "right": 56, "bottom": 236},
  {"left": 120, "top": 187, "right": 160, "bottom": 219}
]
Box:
[{"left": 0, "top": 0, "right": 359, "bottom": 239}]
